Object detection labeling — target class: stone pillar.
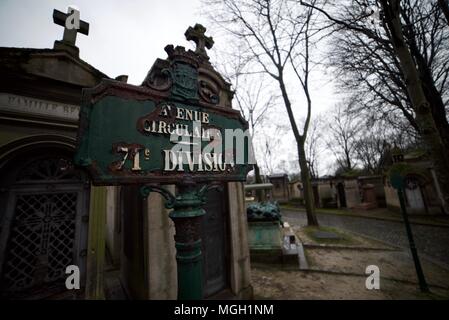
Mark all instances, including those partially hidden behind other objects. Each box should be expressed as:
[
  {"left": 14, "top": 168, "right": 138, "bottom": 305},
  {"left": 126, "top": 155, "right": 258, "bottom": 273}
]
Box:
[
  {"left": 105, "top": 186, "right": 120, "bottom": 265},
  {"left": 141, "top": 180, "right": 212, "bottom": 300},
  {"left": 85, "top": 185, "right": 107, "bottom": 299},
  {"left": 145, "top": 185, "right": 177, "bottom": 299},
  {"left": 228, "top": 182, "right": 253, "bottom": 299}
]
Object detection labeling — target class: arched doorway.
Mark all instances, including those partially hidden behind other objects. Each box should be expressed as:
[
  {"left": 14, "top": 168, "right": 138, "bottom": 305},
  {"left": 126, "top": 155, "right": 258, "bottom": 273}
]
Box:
[
  {"left": 404, "top": 175, "right": 428, "bottom": 213},
  {"left": 0, "top": 149, "right": 89, "bottom": 299}
]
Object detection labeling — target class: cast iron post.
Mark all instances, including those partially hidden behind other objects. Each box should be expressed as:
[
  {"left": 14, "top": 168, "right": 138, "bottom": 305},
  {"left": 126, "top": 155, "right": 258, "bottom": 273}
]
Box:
[
  {"left": 140, "top": 178, "right": 221, "bottom": 300},
  {"left": 391, "top": 173, "right": 429, "bottom": 293}
]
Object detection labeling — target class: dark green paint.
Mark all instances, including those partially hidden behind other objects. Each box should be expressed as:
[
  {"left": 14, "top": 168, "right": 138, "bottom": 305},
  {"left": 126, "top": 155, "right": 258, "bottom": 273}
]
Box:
[
  {"left": 75, "top": 94, "right": 250, "bottom": 185},
  {"left": 389, "top": 163, "right": 429, "bottom": 292},
  {"left": 140, "top": 182, "right": 221, "bottom": 299},
  {"left": 75, "top": 25, "right": 250, "bottom": 301},
  {"left": 247, "top": 201, "right": 282, "bottom": 222},
  {"left": 169, "top": 62, "right": 199, "bottom": 101}
]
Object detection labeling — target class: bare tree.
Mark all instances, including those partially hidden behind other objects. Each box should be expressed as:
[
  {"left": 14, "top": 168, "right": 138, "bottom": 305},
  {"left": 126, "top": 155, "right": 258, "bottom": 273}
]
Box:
[
  {"left": 302, "top": 0, "right": 449, "bottom": 213},
  {"left": 381, "top": 0, "right": 449, "bottom": 213},
  {"left": 205, "top": 0, "right": 323, "bottom": 225},
  {"left": 438, "top": 0, "right": 449, "bottom": 25},
  {"left": 258, "top": 125, "right": 287, "bottom": 176},
  {"left": 214, "top": 46, "right": 276, "bottom": 200},
  {"left": 354, "top": 121, "right": 416, "bottom": 174},
  {"left": 305, "top": 115, "right": 325, "bottom": 179},
  {"left": 243, "top": 82, "right": 275, "bottom": 201},
  {"left": 325, "top": 101, "right": 362, "bottom": 173}
]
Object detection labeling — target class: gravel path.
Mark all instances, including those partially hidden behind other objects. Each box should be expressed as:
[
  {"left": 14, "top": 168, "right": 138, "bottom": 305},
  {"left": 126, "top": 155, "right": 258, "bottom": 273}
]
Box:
[{"left": 282, "top": 209, "right": 449, "bottom": 266}]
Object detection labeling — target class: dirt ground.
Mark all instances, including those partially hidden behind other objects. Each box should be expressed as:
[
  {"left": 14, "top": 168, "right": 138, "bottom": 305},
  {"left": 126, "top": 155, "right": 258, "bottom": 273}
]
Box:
[
  {"left": 251, "top": 225, "right": 449, "bottom": 300},
  {"left": 251, "top": 265, "right": 449, "bottom": 299},
  {"left": 305, "top": 248, "right": 449, "bottom": 288}
]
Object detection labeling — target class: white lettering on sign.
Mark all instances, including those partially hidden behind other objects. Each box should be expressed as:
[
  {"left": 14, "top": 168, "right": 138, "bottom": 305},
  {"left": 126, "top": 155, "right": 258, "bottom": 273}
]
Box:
[
  {"left": 163, "top": 150, "right": 232, "bottom": 172},
  {"left": 143, "top": 120, "right": 214, "bottom": 138},
  {"left": 0, "top": 93, "right": 79, "bottom": 121},
  {"left": 110, "top": 102, "right": 255, "bottom": 174},
  {"left": 114, "top": 145, "right": 143, "bottom": 171}
]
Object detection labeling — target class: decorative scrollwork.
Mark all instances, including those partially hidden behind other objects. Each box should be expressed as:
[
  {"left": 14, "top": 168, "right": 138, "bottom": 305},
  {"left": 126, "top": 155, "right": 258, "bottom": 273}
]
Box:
[
  {"left": 140, "top": 185, "right": 176, "bottom": 209},
  {"left": 16, "top": 157, "right": 81, "bottom": 182},
  {"left": 199, "top": 80, "right": 219, "bottom": 104},
  {"left": 198, "top": 182, "right": 223, "bottom": 204}
]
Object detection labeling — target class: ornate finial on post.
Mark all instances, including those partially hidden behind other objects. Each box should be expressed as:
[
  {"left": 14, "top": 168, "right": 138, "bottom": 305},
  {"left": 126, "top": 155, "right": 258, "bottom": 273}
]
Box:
[{"left": 185, "top": 24, "right": 214, "bottom": 59}]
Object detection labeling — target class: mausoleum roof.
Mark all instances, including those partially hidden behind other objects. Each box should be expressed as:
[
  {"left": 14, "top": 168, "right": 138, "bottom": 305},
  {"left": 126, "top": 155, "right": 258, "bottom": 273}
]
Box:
[{"left": 0, "top": 46, "right": 110, "bottom": 87}]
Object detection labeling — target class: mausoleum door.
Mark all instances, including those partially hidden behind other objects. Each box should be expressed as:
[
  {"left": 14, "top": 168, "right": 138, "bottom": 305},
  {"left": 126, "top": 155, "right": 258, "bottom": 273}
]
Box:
[
  {"left": 200, "top": 185, "right": 228, "bottom": 298},
  {"left": 0, "top": 154, "right": 89, "bottom": 299},
  {"left": 337, "top": 183, "right": 347, "bottom": 208},
  {"left": 405, "top": 179, "right": 425, "bottom": 210}
]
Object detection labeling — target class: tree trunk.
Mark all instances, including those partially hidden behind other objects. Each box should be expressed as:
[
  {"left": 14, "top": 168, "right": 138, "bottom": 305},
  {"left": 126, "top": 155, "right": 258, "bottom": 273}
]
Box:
[
  {"left": 438, "top": 0, "right": 449, "bottom": 25},
  {"left": 277, "top": 74, "right": 319, "bottom": 225},
  {"left": 298, "top": 140, "right": 318, "bottom": 225},
  {"left": 424, "top": 82, "right": 449, "bottom": 158},
  {"left": 382, "top": 0, "right": 449, "bottom": 214},
  {"left": 403, "top": 21, "right": 449, "bottom": 157},
  {"left": 254, "top": 162, "right": 264, "bottom": 201},
  {"left": 345, "top": 150, "right": 352, "bottom": 171}
]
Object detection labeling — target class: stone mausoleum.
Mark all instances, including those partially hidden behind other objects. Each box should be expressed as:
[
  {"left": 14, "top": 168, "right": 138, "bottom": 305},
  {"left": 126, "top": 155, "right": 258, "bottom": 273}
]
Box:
[{"left": 0, "top": 8, "right": 252, "bottom": 299}]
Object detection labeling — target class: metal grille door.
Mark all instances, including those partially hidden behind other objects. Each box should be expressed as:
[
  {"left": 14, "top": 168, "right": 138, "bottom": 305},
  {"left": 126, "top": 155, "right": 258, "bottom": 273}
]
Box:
[
  {"left": 2, "top": 192, "right": 77, "bottom": 291},
  {"left": 0, "top": 155, "right": 89, "bottom": 299}
]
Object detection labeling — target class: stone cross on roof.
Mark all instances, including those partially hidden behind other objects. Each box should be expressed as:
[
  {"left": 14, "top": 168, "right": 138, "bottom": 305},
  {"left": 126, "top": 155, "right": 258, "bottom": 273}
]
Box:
[
  {"left": 184, "top": 24, "right": 214, "bottom": 59},
  {"left": 53, "top": 7, "right": 89, "bottom": 46}
]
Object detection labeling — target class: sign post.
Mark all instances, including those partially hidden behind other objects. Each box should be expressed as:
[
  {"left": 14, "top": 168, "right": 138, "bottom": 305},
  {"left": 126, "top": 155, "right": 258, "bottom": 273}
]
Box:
[
  {"left": 140, "top": 178, "right": 221, "bottom": 299},
  {"left": 75, "top": 24, "right": 252, "bottom": 299},
  {"left": 390, "top": 171, "right": 429, "bottom": 293}
]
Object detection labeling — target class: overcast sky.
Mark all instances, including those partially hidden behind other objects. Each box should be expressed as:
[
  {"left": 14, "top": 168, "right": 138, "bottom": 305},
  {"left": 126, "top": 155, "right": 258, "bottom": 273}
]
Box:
[
  {"left": 0, "top": 0, "right": 206, "bottom": 83},
  {"left": 0, "top": 0, "right": 337, "bottom": 176}
]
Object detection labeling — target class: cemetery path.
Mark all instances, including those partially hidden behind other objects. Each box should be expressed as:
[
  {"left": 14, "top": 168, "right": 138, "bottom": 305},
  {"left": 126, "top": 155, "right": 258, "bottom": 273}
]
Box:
[{"left": 282, "top": 209, "right": 449, "bottom": 267}]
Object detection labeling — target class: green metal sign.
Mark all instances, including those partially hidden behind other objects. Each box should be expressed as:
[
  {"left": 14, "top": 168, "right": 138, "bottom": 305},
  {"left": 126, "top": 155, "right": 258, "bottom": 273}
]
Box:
[{"left": 75, "top": 47, "right": 252, "bottom": 185}]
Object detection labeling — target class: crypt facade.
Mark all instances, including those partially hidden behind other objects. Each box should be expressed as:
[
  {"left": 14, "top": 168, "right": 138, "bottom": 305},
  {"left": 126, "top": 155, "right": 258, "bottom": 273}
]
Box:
[{"left": 0, "top": 8, "right": 252, "bottom": 300}]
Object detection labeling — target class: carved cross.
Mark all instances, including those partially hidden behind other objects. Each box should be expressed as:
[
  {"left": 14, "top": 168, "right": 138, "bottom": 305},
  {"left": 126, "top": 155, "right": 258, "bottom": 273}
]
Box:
[
  {"left": 53, "top": 7, "right": 89, "bottom": 46},
  {"left": 185, "top": 24, "right": 214, "bottom": 58}
]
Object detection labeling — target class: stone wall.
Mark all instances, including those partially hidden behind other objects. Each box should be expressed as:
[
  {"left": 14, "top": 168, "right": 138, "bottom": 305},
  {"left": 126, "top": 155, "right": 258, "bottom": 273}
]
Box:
[
  {"left": 344, "top": 179, "right": 361, "bottom": 208},
  {"left": 384, "top": 184, "right": 400, "bottom": 212},
  {"left": 269, "top": 177, "right": 290, "bottom": 203},
  {"left": 359, "top": 176, "right": 386, "bottom": 207},
  {"left": 289, "top": 181, "right": 302, "bottom": 199},
  {"left": 318, "top": 181, "right": 334, "bottom": 206}
]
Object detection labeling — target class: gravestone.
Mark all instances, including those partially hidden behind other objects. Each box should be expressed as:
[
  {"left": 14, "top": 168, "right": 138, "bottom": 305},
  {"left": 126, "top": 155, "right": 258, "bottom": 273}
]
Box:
[
  {"left": 246, "top": 202, "right": 283, "bottom": 263},
  {"left": 355, "top": 183, "right": 378, "bottom": 210},
  {"left": 268, "top": 174, "right": 290, "bottom": 203}
]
